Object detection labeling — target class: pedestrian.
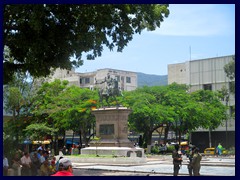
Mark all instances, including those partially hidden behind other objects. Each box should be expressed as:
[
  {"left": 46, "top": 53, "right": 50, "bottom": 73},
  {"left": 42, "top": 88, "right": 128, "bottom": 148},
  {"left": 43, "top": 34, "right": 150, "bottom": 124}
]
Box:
[
  {"left": 55, "top": 156, "right": 64, "bottom": 171},
  {"left": 216, "top": 143, "right": 223, "bottom": 156},
  {"left": 11, "top": 153, "right": 21, "bottom": 176},
  {"left": 49, "top": 157, "right": 57, "bottom": 175},
  {"left": 172, "top": 144, "right": 182, "bottom": 176},
  {"left": 39, "top": 158, "right": 51, "bottom": 176},
  {"left": 192, "top": 147, "right": 202, "bottom": 176},
  {"left": 30, "top": 152, "right": 40, "bottom": 176},
  {"left": 62, "top": 146, "right": 67, "bottom": 155},
  {"left": 51, "top": 158, "right": 74, "bottom": 176},
  {"left": 20, "top": 152, "right": 32, "bottom": 176},
  {"left": 187, "top": 146, "right": 196, "bottom": 176},
  {"left": 3, "top": 155, "right": 9, "bottom": 176}
]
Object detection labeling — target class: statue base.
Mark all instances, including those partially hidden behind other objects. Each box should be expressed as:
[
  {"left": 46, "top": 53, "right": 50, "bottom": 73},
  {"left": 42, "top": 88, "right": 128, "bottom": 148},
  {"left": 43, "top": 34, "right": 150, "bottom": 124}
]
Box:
[{"left": 90, "top": 107, "right": 134, "bottom": 148}]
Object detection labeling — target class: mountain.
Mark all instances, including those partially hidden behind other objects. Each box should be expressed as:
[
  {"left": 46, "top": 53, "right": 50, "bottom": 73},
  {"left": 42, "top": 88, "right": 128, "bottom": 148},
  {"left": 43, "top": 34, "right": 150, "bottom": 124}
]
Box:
[{"left": 137, "top": 72, "right": 168, "bottom": 87}]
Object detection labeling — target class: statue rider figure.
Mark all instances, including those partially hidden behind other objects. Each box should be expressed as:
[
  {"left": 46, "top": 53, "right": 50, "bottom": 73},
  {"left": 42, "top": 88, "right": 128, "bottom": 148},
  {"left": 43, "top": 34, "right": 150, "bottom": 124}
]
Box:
[
  {"left": 95, "top": 73, "right": 122, "bottom": 107},
  {"left": 104, "top": 73, "right": 114, "bottom": 96}
]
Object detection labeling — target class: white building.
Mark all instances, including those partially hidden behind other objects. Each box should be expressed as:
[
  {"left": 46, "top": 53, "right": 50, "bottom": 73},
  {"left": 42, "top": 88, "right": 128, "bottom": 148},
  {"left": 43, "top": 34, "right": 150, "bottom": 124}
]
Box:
[
  {"left": 48, "top": 68, "right": 137, "bottom": 91},
  {"left": 168, "top": 55, "right": 235, "bottom": 150}
]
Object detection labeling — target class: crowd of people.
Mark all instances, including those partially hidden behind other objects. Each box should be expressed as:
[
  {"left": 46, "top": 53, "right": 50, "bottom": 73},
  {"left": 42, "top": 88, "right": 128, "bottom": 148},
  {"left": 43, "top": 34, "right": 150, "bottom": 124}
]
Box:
[{"left": 3, "top": 144, "right": 73, "bottom": 176}]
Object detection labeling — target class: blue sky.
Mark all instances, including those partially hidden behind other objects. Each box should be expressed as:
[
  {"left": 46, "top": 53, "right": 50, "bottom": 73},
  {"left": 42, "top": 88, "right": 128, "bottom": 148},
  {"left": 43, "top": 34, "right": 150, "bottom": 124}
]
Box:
[{"left": 76, "top": 4, "right": 235, "bottom": 75}]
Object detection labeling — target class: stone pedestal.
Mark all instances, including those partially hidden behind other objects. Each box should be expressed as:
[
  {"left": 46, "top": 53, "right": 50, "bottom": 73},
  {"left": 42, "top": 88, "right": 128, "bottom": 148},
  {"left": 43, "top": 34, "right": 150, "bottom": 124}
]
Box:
[
  {"left": 81, "top": 107, "right": 145, "bottom": 159},
  {"left": 90, "top": 107, "right": 134, "bottom": 148}
]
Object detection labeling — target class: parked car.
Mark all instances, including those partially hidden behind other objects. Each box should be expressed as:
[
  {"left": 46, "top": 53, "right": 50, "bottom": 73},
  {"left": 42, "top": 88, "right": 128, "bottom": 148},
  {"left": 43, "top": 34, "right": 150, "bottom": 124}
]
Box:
[{"left": 204, "top": 147, "right": 228, "bottom": 155}]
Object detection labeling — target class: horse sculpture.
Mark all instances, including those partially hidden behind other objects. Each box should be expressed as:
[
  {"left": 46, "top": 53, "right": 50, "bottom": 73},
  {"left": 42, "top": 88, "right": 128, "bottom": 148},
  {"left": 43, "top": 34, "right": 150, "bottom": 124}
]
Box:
[{"left": 95, "top": 74, "right": 123, "bottom": 107}]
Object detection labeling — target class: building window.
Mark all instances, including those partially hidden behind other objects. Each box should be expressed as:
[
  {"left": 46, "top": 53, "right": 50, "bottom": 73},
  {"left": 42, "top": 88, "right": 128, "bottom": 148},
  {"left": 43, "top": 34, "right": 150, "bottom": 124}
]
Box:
[
  {"left": 80, "top": 78, "right": 83, "bottom": 84},
  {"left": 85, "top": 77, "right": 90, "bottom": 84},
  {"left": 203, "top": 84, "right": 212, "bottom": 91},
  {"left": 126, "top": 77, "right": 131, "bottom": 83},
  {"left": 116, "top": 76, "right": 120, "bottom": 82}
]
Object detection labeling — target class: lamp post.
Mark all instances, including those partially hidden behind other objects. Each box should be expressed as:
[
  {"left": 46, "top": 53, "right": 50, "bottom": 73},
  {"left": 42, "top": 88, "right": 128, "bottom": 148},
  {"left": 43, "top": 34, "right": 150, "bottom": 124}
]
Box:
[{"left": 225, "top": 92, "right": 229, "bottom": 149}]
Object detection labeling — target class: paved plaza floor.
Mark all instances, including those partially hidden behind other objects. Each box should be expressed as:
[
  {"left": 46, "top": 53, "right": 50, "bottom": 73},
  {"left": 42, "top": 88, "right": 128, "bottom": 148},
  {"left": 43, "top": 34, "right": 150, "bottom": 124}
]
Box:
[{"left": 58, "top": 154, "right": 235, "bottom": 176}]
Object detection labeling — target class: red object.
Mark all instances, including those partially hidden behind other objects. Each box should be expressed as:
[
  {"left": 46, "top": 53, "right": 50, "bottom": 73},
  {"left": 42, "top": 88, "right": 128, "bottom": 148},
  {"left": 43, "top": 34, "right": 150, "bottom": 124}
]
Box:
[{"left": 51, "top": 171, "right": 73, "bottom": 176}]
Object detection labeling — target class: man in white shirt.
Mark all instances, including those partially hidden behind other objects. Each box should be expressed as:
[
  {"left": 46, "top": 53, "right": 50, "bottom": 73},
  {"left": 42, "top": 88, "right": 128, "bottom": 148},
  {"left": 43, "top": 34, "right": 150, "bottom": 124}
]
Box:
[
  {"left": 3, "top": 155, "right": 9, "bottom": 176},
  {"left": 20, "top": 152, "right": 32, "bottom": 176}
]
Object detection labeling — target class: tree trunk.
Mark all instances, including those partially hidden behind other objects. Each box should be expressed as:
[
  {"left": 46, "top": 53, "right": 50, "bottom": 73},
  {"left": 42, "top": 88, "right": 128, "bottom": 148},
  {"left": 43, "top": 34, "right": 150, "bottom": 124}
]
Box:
[
  {"left": 54, "top": 135, "right": 59, "bottom": 156},
  {"left": 209, "top": 128, "right": 212, "bottom": 147},
  {"left": 178, "top": 130, "right": 181, "bottom": 144},
  {"left": 71, "top": 131, "right": 75, "bottom": 147},
  {"left": 164, "top": 125, "right": 169, "bottom": 144}
]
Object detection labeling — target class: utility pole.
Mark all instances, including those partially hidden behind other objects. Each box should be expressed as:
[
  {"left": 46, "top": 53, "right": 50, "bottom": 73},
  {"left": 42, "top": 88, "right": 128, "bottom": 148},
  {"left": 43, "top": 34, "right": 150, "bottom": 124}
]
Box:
[{"left": 225, "top": 92, "right": 229, "bottom": 148}]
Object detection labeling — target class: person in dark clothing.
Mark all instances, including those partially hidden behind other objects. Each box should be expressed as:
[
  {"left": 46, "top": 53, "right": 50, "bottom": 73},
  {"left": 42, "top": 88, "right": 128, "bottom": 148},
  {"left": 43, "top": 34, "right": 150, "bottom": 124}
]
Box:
[
  {"left": 192, "top": 148, "right": 202, "bottom": 176},
  {"left": 172, "top": 144, "right": 182, "bottom": 176},
  {"left": 187, "top": 145, "right": 196, "bottom": 176}
]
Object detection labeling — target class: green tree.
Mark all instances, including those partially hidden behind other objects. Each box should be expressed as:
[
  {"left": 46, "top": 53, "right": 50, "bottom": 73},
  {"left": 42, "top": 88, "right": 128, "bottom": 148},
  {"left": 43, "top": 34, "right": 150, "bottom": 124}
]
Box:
[
  {"left": 4, "top": 4, "right": 169, "bottom": 84},
  {"left": 24, "top": 123, "right": 58, "bottom": 141},
  {"left": 49, "top": 85, "right": 98, "bottom": 147},
  {"left": 191, "top": 89, "right": 227, "bottom": 147},
  {"left": 121, "top": 83, "right": 227, "bottom": 147},
  {"left": 31, "top": 79, "right": 70, "bottom": 155},
  {"left": 31, "top": 79, "right": 98, "bottom": 153},
  {"left": 122, "top": 85, "right": 176, "bottom": 147},
  {"left": 3, "top": 70, "right": 36, "bottom": 150},
  {"left": 224, "top": 55, "right": 235, "bottom": 95}
]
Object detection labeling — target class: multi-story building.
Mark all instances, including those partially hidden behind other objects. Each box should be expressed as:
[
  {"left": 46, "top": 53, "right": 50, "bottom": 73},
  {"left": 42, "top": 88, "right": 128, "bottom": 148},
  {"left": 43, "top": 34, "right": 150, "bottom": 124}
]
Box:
[
  {"left": 48, "top": 68, "right": 137, "bottom": 91},
  {"left": 168, "top": 55, "right": 235, "bottom": 151}
]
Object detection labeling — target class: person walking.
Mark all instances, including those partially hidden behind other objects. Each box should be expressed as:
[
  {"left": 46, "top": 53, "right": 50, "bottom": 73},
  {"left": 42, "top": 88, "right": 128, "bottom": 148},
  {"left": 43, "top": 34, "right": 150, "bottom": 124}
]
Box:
[
  {"left": 216, "top": 143, "right": 223, "bottom": 156},
  {"left": 192, "top": 147, "right": 202, "bottom": 176},
  {"left": 172, "top": 144, "right": 182, "bottom": 176},
  {"left": 51, "top": 158, "right": 74, "bottom": 176}
]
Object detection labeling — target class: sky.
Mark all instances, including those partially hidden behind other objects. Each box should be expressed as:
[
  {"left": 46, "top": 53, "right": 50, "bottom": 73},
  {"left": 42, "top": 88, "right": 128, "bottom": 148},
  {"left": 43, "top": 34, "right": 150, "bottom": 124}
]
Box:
[{"left": 76, "top": 4, "right": 235, "bottom": 76}]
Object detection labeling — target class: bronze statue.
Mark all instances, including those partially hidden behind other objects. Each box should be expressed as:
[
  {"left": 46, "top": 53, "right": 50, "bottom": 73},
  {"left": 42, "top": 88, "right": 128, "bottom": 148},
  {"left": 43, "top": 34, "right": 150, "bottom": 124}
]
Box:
[{"left": 95, "top": 73, "right": 123, "bottom": 107}]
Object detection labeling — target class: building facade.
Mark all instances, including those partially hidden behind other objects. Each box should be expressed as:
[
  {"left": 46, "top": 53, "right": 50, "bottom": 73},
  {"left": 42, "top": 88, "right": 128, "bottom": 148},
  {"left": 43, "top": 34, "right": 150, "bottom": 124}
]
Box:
[
  {"left": 48, "top": 68, "right": 137, "bottom": 92},
  {"left": 168, "top": 55, "right": 235, "bottom": 150}
]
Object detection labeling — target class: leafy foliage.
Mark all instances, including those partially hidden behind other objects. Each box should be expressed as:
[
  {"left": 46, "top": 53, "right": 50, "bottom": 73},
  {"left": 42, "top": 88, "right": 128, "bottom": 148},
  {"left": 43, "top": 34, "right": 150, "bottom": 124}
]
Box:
[
  {"left": 121, "top": 83, "right": 227, "bottom": 146},
  {"left": 31, "top": 79, "right": 98, "bottom": 146},
  {"left": 4, "top": 4, "right": 169, "bottom": 84},
  {"left": 224, "top": 55, "right": 235, "bottom": 95},
  {"left": 24, "top": 123, "right": 58, "bottom": 140}
]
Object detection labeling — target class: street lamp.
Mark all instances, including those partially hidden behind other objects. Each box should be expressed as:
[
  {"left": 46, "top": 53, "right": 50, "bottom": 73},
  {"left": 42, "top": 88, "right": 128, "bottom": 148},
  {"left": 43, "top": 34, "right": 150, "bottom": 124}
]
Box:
[{"left": 225, "top": 92, "right": 230, "bottom": 149}]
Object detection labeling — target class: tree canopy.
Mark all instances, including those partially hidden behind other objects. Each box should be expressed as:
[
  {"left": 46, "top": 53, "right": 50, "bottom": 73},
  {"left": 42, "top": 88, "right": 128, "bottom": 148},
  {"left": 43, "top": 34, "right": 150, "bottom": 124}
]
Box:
[
  {"left": 121, "top": 83, "right": 227, "bottom": 146},
  {"left": 4, "top": 4, "right": 169, "bottom": 84},
  {"left": 224, "top": 55, "right": 235, "bottom": 95}
]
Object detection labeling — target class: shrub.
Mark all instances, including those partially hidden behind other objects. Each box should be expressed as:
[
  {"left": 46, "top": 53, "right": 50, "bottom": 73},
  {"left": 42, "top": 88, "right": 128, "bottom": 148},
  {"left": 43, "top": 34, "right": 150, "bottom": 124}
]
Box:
[{"left": 151, "top": 145, "right": 159, "bottom": 154}]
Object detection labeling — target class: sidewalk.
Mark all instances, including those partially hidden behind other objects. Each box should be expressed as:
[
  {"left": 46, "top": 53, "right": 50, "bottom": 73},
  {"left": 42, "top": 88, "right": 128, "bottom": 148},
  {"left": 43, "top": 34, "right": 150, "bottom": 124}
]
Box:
[{"left": 56, "top": 154, "right": 235, "bottom": 176}]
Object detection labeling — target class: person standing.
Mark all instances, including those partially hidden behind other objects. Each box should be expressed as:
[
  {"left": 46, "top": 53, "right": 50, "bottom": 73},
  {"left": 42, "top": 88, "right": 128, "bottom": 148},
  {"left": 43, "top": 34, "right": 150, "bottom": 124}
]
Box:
[
  {"left": 172, "top": 144, "right": 182, "bottom": 176},
  {"left": 187, "top": 146, "right": 196, "bottom": 176},
  {"left": 20, "top": 152, "right": 32, "bottom": 176},
  {"left": 3, "top": 155, "right": 9, "bottom": 176},
  {"left": 11, "top": 153, "right": 21, "bottom": 176},
  {"left": 51, "top": 158, "right": 74, "bottom": 176},
  {"left": 192, "top": 147, "right": 202, "bottom": 176}
]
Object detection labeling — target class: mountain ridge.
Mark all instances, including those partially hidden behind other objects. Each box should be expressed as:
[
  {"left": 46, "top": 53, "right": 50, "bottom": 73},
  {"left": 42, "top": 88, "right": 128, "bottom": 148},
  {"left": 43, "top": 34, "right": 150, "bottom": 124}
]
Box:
[{"left": 137, "top": 72, "right": 168, "bottom": 87}]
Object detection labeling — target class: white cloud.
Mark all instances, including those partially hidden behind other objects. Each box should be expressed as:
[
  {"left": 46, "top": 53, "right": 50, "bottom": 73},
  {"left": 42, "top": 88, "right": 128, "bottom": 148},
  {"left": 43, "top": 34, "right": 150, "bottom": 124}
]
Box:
[{"left": 152, "top": 4, "right": 235, "bottom": 37}]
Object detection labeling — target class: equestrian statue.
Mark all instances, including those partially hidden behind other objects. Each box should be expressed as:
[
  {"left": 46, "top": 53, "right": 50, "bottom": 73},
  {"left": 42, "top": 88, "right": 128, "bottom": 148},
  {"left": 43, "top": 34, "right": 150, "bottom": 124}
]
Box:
[{"left": 95, "top": 73, "right": 123, "bottom": 107}]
